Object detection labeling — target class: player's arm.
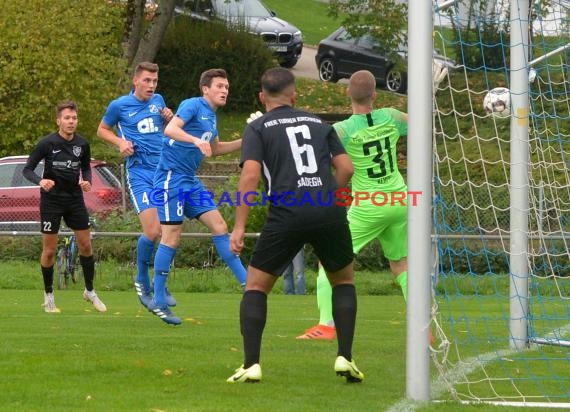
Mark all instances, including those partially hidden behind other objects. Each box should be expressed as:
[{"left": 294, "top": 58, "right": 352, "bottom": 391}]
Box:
[
  {"left": 97, "top": 121, "right": 134, "bottom": 157},
  {"left": 213, "top": 111, "right": 260, "bottom": 156},
  {"left": 159, "top": 105, "right": 174, "bottom": 125},
  {"left": 164, "top": 116, "right": 212, "bottom": 157},
  {"left": 332, "top": 122, "right": 348, "bottom": 146},
  {"left": 230, "top": 159, "right": 261, "bottom": 255},
  {"left": 210, "top": 137, "right": 242, "bottom": 156},
  {"left": 331, "top": 153, "right": 354, "bottom": 188},
  {"left": 22, "top": 141, "right": 46, "bottom": 186},
  {"left": 391, "top": 109, "right": 408, "bottom": 125},
  {"left": 79, "top": 143, "right": 92, "bottom": 192},
  {"left": 327, "top": 127, "right": 353, "bottom": 187}
]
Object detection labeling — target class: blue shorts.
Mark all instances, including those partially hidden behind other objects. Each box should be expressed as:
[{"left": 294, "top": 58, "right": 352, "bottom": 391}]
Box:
[
  {"left": 126, "top": 165, "right": 157, "bottom": 214},
  {"left": 153, "top": 171, "right": 216, "bottom": 224}
]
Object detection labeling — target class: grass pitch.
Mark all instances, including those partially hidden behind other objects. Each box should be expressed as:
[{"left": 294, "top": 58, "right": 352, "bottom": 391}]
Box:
[
  {"left": 0, "top": 290, "right": 409, "bottom": 412},
  {"left": 0, "top": 289, "right": 558, "bottom": 412}
]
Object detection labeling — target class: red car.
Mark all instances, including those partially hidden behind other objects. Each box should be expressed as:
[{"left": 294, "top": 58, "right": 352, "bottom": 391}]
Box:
[{"left": 0, "top": 155, "right": 123, "bottom": 231}]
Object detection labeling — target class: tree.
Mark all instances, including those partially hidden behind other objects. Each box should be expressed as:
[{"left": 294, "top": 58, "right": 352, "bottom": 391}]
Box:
[
  {"left": 121, "top": 0, "right": 176, "bottom": 82},
  {"left": 328, "top": 0, "right": 408, "bottom": 57},
  {"left": 0, "top": 0, "right": 125, "bottom": 157}
]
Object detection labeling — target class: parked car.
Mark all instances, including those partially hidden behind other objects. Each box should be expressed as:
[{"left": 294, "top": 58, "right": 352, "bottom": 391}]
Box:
[
  {"left": 315, "top": 27, "right": 458, "bottom": 93},
  {"left": 174, "top": 0, "right": 303, "bottom": 68},
  {"left": 0, "top": 156, "right": 123, "bottom": 231}
]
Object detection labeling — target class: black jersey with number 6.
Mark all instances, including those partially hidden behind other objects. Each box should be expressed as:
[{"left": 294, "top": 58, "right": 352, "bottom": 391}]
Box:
[
  {"left": 241, "top": 106, "right": 347, "bottom": 230},
  {"left": 23, "top": 132, "right": 92, "bottom": 198}
]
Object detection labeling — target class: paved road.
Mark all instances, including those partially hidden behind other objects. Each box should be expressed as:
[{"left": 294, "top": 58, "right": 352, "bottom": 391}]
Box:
[
  {"left": 290, "top": 45, "right": 347, "bottom": 85},
  {"left": 290, "top": 45, "right": 319, "bottom": 80}
]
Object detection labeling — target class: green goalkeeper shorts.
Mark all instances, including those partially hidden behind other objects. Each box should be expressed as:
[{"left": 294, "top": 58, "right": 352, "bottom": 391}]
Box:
[{"left": 348, "top": 200, "right": 407, "bottom": 261}]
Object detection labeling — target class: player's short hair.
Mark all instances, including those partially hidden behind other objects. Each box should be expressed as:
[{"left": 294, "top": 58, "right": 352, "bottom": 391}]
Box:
[
  {"left": 261, "top": 67, "right": 295, "bottom": 96},
  {"left": 135, "top": 61, "right": 159, "bottom": 75},
  {"left": 199, "top": 68, "right": 227, "bottom": 89},
  {"left": 56, "top": 100, "right": 78, "bottom": 117},
  {"left": 348, "top": 70, "right": 376, "bottom": 104}
]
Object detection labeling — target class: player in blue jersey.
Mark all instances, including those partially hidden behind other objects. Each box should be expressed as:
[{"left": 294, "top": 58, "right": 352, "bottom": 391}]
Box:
[
  {"left": 97, "top": 62, "right": 175, "bottom": 308},
  {"left": 147, "top": 68, "right": 247, "bottom": 325}
]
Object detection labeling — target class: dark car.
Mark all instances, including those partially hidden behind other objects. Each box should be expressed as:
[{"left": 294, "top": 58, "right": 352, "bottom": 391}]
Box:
[
  {"left": 315, "top": 27, "right": 457, "bottom": 93},
  {"left": 0, "top": 155, "right": 123, "bottom": 231},
  {"left": 175, "top": 0, "right": 303, "bottom": 68}
]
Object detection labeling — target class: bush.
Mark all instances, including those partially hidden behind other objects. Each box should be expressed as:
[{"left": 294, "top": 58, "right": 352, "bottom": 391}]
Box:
[
  {"left": 156, "top": 17, "right": 275, "bottom": 112},
  {"left": 453, "top": 26, "right": 510, "bottom": 70},
  {"left": 0, "top": 0, "right": 125, "bottom": 157}
]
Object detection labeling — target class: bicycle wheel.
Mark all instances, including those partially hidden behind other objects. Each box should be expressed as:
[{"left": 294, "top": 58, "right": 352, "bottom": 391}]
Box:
[
  {"left": 69, "top": 237, "right": 78, "bottom": 284},
  {"left": 56, "top": 247, "right": 67, "bottom": 290}
]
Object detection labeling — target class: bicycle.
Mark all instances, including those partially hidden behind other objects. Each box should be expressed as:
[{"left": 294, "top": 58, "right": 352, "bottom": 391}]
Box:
[
  {"left": 56, "top": 218, "right": 97, "bottom": 290},
  {"left": 56, "top": 232, "right": 80, "bottom": 290}
]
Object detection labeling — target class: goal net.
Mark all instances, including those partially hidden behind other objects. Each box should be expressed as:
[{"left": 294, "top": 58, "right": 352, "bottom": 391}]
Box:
[{"left": 430, "top": 0, "right": 570, "bottom": 406}]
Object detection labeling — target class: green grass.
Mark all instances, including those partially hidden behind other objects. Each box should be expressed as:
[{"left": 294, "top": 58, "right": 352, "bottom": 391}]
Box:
[
  {"left": 0, "top": 259, "right": 404, "bottom": 296},
  {"left": 0, "top": 290, "right": 405, "bottom": 412},
  {"left": 1, "top": 259, "right": 567, "bottom": 411},
  {"left": 0, "top": 289, "right": 561, "bottom": 412},
  {"left": 263, "top": 0, "right": 344, "bottom": 46}
]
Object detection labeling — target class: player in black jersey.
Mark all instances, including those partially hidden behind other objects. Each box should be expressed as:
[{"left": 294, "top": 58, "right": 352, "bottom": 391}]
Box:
[
  {"left": 23, "top": 100, "right": 107, "bottom": 313},
  {"left": 227, "top": 68, "right": 364, "bottom": 383}
]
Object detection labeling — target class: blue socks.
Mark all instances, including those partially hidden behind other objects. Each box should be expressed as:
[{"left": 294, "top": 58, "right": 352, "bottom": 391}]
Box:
[
  {"left": 136, "top": 234, "right": 156, "bottom": 293},
  {"left": 153, "top": 244, "right": 176, "bottom": 307},
  {"left": 212, "top": 233, "right": 247, "bottom": 286}
]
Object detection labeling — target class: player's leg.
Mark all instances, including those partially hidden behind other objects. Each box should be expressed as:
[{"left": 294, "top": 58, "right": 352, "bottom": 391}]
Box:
[
  {"left": 297, "top": 209, "right": 381, "bottom": 340},
  {"left": 67, "top": 203, "right": 107, "bottom": 313},
  {"left": 316, "top": 265, "right": 333, "bottom": 324},
  {"left": 326, "top": 262, "right": 364, "bottom": 382},
  {"left": 198, "top": 209, "right": 247, "bottom": 288},
  {"left": 228, "top": 229, "right": 299, "bottom": 383},
  {"left": 296, "top": 264, "right": 335, "bottom": 339},
  {"left": 148, "top": 231, "right": 181, "bottom": 324},
  {"left": 311, "top": 221, "right": 364, "bottom": 383},
  {"left": 40, "top": 232, "right": 58, "bottom": 289},
  {"left": 153, "top": 224, "right": 180, "bottom": 306},
  {"left": 137, "top": 207, "right": 173, "bottom": 308},
  {"left": 135, "top": 208, "right": 160, "bottom": 296},
  {"left": 145, "top": 177, "right": 183, "bottom": 323},
  {"left": 227, "top": 266, "right": 278, "bottom": 383},
  {"left": 66, "top": 202, "right": 93, "bottom": 290},
  {"left": 128, "top": 168, "right": 161, "bottom": 301},
  {"left": 41, "top": 232, "right": 60, "bottom": 313},
  {"left": 377, "top": 203, "right": 408, "bottom": 300},
  {"left": 39, "top": 196, "right": 62, "bottom": 313},
  {"left": 391, "top": 257, "right": 408, "bottom": 299}
]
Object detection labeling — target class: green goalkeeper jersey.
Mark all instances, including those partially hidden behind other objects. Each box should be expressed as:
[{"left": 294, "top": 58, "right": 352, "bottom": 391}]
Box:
[{"left": 333, "top": 108, "right": 407, "bottom": 194}]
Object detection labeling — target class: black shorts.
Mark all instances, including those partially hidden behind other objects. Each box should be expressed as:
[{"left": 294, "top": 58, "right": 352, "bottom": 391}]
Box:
[
  {"left": 40, "top": 194, "right": 90, "bottom": 234},
  {"left": 249, "top": 220, "right": 354, "bottom": 276}
]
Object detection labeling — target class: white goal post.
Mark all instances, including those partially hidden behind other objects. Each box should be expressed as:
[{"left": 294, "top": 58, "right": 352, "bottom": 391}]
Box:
[{"left": 408, "top": 0, "right": 570, "bottom": 407}]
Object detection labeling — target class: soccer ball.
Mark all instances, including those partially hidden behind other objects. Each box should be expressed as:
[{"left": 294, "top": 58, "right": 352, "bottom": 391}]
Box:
[{"left": 483, "top": 87, "right": 511, "bottom": 118}]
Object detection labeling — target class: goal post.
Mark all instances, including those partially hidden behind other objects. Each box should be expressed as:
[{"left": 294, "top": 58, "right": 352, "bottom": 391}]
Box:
[
  {"left": 406, "top": 0, "right": 434, "bottom": 402},
  {"left": 509, "top": 0, "right": 531, "bottom": 351},
  {"left": 407, "top": 0, "right": 570, "bottom": 406}
]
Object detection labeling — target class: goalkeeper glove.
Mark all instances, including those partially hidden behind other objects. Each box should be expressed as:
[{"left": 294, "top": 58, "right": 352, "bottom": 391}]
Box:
[
  {"left": 432, "top": 60, "right": 448, "bottom": 93},
  {"left": 246, "top": 111, "right": 263, "bottom": 124}
]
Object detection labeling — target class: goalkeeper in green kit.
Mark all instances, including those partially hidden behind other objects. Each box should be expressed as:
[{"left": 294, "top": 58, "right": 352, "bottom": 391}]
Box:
[{"left": 297, "top": 70, "right": 409, "bottom": 340}]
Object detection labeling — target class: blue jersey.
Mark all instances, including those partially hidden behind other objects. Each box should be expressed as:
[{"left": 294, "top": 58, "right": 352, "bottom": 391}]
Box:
[
  {"left": 101, "top": 92, "right": 167, "bottom": 170},
  {"left": 157, "top": 97, "right": 218, "bottom": 177}
]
